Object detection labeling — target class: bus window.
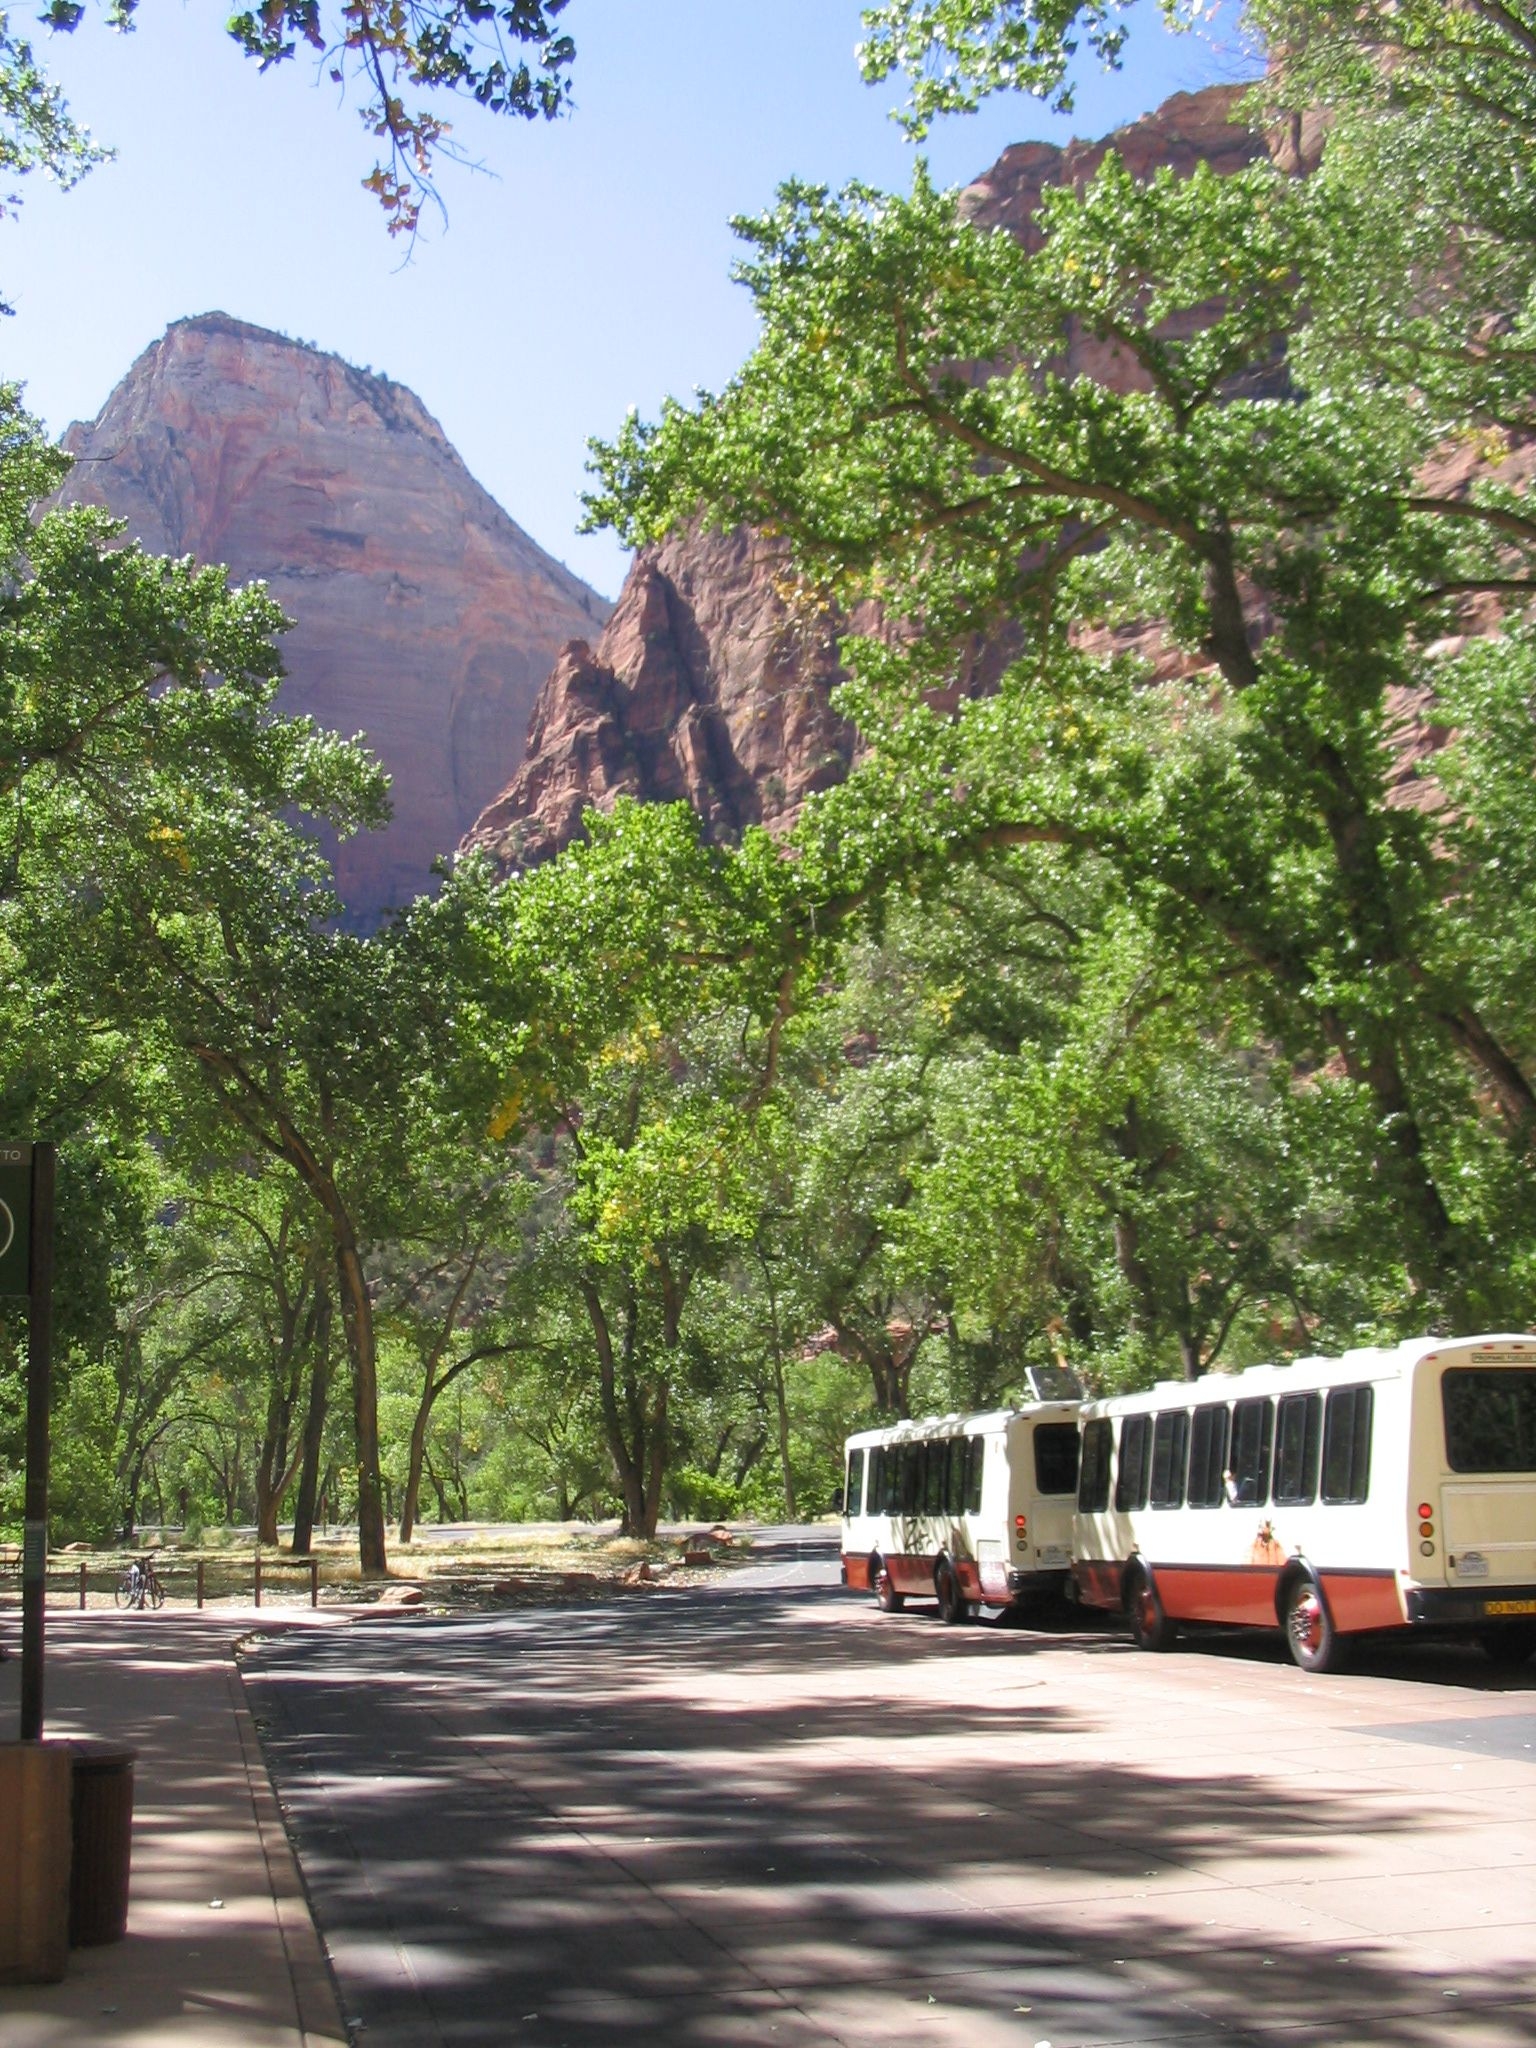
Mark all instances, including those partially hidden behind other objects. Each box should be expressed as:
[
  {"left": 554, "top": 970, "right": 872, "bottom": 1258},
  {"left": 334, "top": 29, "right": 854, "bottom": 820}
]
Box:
[
  {"left": 1274, "top": 1392, "right": 1323, "bottom": 1505},
  {"left": 1321, "top": 1385, "right": 1373, "bottom": 1503},
  {"left": 1150, "top": 1411, "right": 1189, "bottom": 1508},
  {"left": 1229, "top": 1397, "right": 1273, "bottom": 1505},
  {"left": 966, "top": 1436, "right": 985, "bottom": 1513},
  {"left": 845, "top": 1447, "right": 866, "bottom": 1517},
  {"left": 1115, "top": 1413, "right": 1153, "bottom": 1512},
  {"left": 880, "top": 1447, "right": 900, "bottom": 1514},
  {"left": 924, "top": 1440, "right": 948, "bottom": 1514},
  {"left": 900, "top": 1443, "right": 921, "bottom": 1513},
  {"left": 1187, "top": 1404, "right": 1230, "bottom": 1508},
  {"left": 1034, "top": 1422, "right": 1080, "bottom": 1496},
  {"left": 1079, "top": 1419, "right": 1112, "bottom": 1511},
  {"left": 1443, "top": 1368, "right": 1536, "bottom": 1473},
  {"left": 947, "top": 1437, "right": 968, "bottom": 1514}
]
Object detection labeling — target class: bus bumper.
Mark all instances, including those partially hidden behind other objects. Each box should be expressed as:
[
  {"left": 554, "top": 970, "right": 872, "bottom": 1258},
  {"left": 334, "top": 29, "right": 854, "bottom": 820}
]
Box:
[
  {"left": 1403, "top": 1584, "right": 1536, "bottom": 1626},
  {"left": 1007, "top": 1567, "right": 1068, "bottom": 1599}
]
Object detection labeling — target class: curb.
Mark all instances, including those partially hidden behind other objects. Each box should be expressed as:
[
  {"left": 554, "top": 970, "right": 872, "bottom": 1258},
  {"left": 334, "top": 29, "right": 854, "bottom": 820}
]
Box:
[{"left": 228, "top": 1659, "right": 350, "bottom": 2047}]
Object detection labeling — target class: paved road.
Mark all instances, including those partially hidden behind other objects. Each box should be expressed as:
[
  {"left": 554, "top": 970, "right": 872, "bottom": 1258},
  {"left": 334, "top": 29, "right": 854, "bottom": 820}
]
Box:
[{"left": 243, "top": 1565, "right": 1536, "bottom": 2048}]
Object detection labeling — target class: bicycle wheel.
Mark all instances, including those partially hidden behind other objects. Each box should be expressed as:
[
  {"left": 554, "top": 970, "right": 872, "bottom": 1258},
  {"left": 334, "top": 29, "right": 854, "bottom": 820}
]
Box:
[
  {"left": 113, "top": 1571, "right": 133, "bottom": 1610},
  {"left": 147, "top": 1572, "right": 165, "bottom": 1610}
]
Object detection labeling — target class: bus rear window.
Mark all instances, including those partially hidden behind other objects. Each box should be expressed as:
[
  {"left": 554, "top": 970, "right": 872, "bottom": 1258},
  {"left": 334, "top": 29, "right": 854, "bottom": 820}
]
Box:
[
  {"left": 1443, "top": 1368, "right": 1536, "bottom": 1473},
  {"left": 1033, "top": 1423, "right": 1080, "bottom": 1496}
]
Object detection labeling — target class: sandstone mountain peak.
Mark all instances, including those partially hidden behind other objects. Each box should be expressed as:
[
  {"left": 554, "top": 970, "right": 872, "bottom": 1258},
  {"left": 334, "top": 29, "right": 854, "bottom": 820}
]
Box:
[{"left": 57, "top": 313, "right": 610, "bottom": 924}]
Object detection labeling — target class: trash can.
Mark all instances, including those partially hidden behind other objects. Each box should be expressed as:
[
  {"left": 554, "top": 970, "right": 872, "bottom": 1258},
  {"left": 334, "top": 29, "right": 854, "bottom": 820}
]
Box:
[{"left": 68, "top": 1742, "right": 136, "bottom": 1947}]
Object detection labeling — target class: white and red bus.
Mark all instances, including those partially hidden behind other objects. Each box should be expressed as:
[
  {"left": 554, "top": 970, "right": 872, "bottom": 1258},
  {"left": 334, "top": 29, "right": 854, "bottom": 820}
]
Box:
[
  {"left": 841, "top": 1377, "right": 1083, "bottom": 1621},
  {"left": 1072, "top": 1332, "right": 1536, "bottom": 1672}
]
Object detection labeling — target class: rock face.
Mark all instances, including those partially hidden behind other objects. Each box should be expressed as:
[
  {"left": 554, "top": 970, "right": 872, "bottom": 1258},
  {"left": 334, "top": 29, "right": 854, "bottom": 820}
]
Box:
[
  {"left": 465, "top": 85, "right": 1302, "bottom": 873},
  {"left": 462, "top": 524, "right": 862, "bottom": 869},
  {"left": 57, "top": 313, "right": 609, "bottom": 923}
]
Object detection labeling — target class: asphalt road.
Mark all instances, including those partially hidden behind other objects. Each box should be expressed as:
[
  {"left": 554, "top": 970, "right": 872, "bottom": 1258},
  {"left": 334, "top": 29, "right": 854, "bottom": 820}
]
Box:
[{"left": 243, "top": 1555, "right": 1536, "bottom": 2048}]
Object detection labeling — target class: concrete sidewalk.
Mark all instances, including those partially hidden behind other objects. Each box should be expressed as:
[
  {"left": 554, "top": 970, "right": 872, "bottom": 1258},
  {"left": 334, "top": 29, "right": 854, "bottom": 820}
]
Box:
[{"left": 0, "top": 1609, "right": 349, "bottom": 2048}]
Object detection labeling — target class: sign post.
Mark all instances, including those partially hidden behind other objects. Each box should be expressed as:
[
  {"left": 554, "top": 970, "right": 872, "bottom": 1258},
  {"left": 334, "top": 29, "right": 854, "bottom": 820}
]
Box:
[{"left": 1, "top": 1141, "right": 54, "bottom": 1741}]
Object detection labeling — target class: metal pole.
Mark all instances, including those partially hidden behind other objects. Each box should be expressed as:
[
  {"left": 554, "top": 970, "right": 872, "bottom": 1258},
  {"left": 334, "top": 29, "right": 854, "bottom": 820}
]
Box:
[{"left": 20, "top": 1141, "right": 55, "bottom": 1742}]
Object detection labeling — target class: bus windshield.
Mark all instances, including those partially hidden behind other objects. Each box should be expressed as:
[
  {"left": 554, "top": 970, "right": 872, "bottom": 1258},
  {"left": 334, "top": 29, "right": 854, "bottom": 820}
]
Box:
[{"left": 1442, "top": 1368, "right": 1536, "bottom": 1473}]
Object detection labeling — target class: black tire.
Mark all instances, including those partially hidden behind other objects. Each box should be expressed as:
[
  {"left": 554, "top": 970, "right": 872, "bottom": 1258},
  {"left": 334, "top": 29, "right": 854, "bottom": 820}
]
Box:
[
  {"left": 113, "top": 1572, "right": 133, "bottom": 1611},
  {"left": 147, "top": 1572, "right": 165, "bottom": 1610},
  {"left": 1126, "top": 1565, "right": 1176, "bottom": 1652},
  {"left": 1479, "top": 1623, "right": 1536, "bottom": 1669},
  {"left": 935, "top": 1558, "right": 967, "bottom": 1626},
  {"left": 873, "top": 1556, "right": 905, "bottom": 1613},
  {"left": 1283, "top": 1576, "right": 1348, "bottom": 1674}
]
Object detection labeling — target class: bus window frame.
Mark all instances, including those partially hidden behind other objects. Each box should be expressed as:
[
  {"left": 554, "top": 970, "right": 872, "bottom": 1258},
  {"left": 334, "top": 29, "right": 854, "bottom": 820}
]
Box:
[
  {"left": 1320, "top": 1384, "right": 1373, "bottom": 1504},
  {"left": 1115, "top": 1412, "right": 1153, "bottom": 1513},
  {"left": 1149, "top": 1410, "right": 1190, "bottom": 1509},
  {"left": 1228, "top": 1396, "right": 1273, "bottom": 1507},
  {"left": 1274, "top": 1390, "right": 1323, "bottom": 1506},
  {"left": 1187, "top": 1403, "right": 1230, "bottom": 1509}
]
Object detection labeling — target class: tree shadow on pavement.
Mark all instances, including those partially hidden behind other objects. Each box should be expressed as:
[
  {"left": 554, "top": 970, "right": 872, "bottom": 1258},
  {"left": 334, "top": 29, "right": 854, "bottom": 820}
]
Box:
[{"left": 242, "top": 1591, "right": 1536, "bottom": 2048}]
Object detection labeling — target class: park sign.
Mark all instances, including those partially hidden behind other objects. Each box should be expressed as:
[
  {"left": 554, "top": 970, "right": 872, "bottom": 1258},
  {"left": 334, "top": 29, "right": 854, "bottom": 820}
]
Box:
[{"left": 0, "top": 1140, "right": 31, "bottom": 1297}]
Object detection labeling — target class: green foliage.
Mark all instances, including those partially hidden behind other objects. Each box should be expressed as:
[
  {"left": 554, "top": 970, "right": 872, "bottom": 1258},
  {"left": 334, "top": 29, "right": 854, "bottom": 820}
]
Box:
[{"left": 47, "top": 1359, "right": 120, "bottom": 1542}]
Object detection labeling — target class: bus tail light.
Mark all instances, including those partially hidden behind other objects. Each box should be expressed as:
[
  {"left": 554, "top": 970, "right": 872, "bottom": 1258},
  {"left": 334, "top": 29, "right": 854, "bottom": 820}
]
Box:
[
  {"left": 1014, "top": 1514, "right": 1027, "bottom": 1537},
  {"left": 1419, "top": 1519, "right": 1434, "bottom": 1538},
  {"left": 1418, "top": 1503, "right": 1433, "bottom": 1520}
]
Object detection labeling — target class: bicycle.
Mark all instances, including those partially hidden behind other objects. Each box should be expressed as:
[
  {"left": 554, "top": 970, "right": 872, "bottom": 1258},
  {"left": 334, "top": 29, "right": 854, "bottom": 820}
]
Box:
[{"left": 114, "top": 1554, "right": 166, "bottom": 1610}]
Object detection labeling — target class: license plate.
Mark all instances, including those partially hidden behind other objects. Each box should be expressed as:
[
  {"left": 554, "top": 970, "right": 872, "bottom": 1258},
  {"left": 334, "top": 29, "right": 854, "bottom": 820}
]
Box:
[{"left": 1484, "top": 1599, "right": 1536, "bottom": 1616}]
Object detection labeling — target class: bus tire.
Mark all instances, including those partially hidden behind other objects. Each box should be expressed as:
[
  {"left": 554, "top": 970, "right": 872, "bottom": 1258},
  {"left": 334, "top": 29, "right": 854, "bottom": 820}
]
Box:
[
  {"left": 1126, "top": 1564, "right": 1176, "bottom": 1652},
  {"left": 1282, "top": 1574, "right": 1348, "bottom": 1674},
  {"left": 1479, "top": 1623, "right": 1536, "bottom": 1669},
  {"left": 873, "top": 1556, "right": 904, "bottom": 1613},
  {"left": 934, "top": 1558, "right": 967, "bottom": 1626}
]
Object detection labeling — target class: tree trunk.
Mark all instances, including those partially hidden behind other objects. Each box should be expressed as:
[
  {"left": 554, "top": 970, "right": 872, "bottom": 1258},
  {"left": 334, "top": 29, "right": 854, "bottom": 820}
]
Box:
[
  {"left": 334, "top": 1229, "right": 388, "bottom": 1575},
  {"left": 763, "top": 1272, "right": 797, "bottom": 1520},
  {"left": 582, "top": 1276, "right": 652, "bottom": 1537},
  {"left": 290, "top": 1293, "right": 333, "bottom": 1556}
]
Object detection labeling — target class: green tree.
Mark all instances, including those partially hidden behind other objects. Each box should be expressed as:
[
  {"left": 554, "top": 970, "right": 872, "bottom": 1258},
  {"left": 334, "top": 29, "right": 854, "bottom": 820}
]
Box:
[{"left": 587, "top": 9, "right": 1536, "bottom": 1336}]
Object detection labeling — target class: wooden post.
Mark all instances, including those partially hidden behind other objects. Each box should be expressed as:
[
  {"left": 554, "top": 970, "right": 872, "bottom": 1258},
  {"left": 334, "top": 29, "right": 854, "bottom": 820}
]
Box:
[
  {"left": 310, "top": 1556, "right": 320, "bottom": 1609},
  {"left": 195, "top": 1560, "right": 205, "bottom": 1610},
  {"left": 253, "top": 1551, "right": 261, "bottom": 1609},
  {"left": 78, "top": 1562, "right": 86, "bottom": 1612}
]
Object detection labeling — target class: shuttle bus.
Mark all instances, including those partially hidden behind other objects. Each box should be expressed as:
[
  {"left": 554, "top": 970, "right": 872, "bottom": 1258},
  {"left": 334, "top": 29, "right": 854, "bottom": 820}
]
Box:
[
  {"left": 1072, "top": 1332, "right": 1536, "bottom": 1672},
  {"left": 841, "top": 1375, "right": 1083, "bottom": 1621}
]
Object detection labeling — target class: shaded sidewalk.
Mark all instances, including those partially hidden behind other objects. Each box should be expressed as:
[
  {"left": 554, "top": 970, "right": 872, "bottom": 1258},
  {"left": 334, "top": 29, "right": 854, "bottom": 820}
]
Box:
[{"left": 0, "top": 1609, "right": 348, "bottom": 2047}]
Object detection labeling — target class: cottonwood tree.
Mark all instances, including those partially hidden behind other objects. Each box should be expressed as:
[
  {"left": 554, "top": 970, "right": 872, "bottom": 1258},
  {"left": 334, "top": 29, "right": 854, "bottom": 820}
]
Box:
[{"left": 587, "top": 1, "right": 1536, "bottom": 1336}]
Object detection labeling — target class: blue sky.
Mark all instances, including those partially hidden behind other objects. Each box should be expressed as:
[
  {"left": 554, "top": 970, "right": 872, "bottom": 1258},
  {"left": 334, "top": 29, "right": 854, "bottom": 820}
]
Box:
[{"left": 8, "top": 1, "right": 1254, "bottom": 598}]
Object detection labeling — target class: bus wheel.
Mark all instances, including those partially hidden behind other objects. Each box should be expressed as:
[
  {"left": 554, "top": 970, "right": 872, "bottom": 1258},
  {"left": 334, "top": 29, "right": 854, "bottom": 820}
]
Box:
[
  {"left": 1126, "top": 1566, "right": 1176, "bottom": 1652},
  {"left": 1284, "top": 1577, "right": 1347, "bottom": 1674},
  {"left": 934, "top": 1559, "right": 967, "bottom": 1626},
  {"left": 873, "top": 1557, "right": 905, "bottom": 1613},
  {"left": 1479, "top": 1623, "right": 1536, "bottom": 1669}
]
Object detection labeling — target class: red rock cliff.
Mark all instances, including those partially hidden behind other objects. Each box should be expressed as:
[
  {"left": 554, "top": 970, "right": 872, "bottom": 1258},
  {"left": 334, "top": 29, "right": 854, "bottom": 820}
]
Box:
[
  {"left": 464, "top": 85, "right": 1304, "bottom": 874},
  {"left": 56, "top": 313, "right": 609, "bottom": 923}
]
